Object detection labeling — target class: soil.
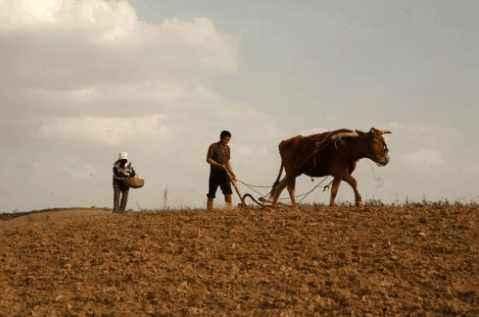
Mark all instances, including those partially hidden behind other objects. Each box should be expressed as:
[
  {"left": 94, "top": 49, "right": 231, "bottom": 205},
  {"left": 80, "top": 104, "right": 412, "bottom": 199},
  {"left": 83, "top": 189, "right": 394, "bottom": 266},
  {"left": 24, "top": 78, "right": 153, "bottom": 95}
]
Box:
[{"left": 1, "top": 204, "right": 478, "bottom": 316}]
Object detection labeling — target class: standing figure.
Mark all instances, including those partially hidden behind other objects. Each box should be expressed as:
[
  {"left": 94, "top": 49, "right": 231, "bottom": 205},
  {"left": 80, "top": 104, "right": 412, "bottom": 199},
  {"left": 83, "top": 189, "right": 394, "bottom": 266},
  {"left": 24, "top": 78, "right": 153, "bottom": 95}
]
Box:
[
  {"left": 206, "top": 130, "right": 237, "bottom": 210},
  {"left": 112, "top": 152, "right": 136, "bottom": 212}
]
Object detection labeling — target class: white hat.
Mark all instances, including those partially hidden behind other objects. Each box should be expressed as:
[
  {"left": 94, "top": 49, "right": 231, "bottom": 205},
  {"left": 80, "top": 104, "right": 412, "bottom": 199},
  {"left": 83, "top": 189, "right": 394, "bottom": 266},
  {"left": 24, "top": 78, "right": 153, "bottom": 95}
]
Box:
[{"left": 118, "top": 152, "right": 128, "bottom": 160}]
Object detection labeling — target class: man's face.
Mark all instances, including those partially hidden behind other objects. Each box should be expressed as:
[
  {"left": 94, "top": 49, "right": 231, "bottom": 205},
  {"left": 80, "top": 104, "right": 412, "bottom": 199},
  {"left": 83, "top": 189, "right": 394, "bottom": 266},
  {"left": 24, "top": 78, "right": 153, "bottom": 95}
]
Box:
[{"left": 221, "top": 136, "right": 231, "bottom": 145}]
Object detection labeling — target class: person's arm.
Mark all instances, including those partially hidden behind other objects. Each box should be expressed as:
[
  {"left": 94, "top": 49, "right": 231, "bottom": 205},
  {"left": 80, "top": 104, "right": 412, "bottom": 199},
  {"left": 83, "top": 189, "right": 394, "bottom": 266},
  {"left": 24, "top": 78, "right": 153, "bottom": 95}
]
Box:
[
  {"left": 113, "top": 164, "right": 126, "bottom": 180},
  {"left": 224, "top": 146, "right": 236, "bottom": 181},
  {"left": 114, "top": 162, "right": 132, "bottom": 179},
  {"left": 224, "top": 161, "right": 237, "bottom": 181},
  {"left": 130, "top": 165, "right": 136, "bottom": 177},
  {"left": 206, "top": 145, "right": 224, "bottom": 169}
]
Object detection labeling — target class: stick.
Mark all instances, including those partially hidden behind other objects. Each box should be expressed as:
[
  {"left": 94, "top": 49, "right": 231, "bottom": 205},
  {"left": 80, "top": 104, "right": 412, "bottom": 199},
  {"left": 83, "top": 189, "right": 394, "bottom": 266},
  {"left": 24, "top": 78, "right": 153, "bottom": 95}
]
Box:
[{"left": 224, "top": 168, "right": 245, "bottom": 206}]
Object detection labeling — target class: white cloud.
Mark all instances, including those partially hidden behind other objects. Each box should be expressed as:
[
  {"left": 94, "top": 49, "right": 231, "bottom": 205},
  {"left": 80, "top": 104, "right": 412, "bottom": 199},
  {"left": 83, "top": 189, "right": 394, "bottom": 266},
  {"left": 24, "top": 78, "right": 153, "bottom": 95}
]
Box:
[
  {"left": 0, "top": 0, "right": 280, "bottom": 210},
  {"left": 38, "top": 114, "right": 169, "bottom": 146},
  {"left": 0, "top": 0, "right": 137, "bottom": 32},
  {"left": 0, "top": 0, "right": 242, "bottom": 139},
  {"left": 0, "top": 0, "right": 237, "bottom": 91}
]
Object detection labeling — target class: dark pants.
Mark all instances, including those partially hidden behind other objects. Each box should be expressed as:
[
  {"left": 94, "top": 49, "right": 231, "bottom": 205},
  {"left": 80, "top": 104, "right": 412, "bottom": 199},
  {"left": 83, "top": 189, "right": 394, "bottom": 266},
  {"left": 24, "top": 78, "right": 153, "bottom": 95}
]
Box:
[
  {"left": 207, "top": 169, "right": 232, "bottom": 199},
  {"left": 113, "top": 181, "right": 129, "bottom": 212}
]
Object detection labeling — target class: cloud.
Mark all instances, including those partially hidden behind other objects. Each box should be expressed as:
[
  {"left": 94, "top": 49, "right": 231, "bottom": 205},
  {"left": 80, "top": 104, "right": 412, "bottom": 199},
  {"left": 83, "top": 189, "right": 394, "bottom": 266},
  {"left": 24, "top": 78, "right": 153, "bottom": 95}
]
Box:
[
  {"left": 37, "top": 114, "right": 169, "bottom": 146},
  {"left": 0, "top": 0, "right": 137, "bottom": 32},
  {"left": 0, "top": 0, "right": 280, "bottom": 210},
  {"left": 0, "top": 0, "right": 241, "bottom": 127},
  {"left": 0, "top": 0, "right": 237, "bottom": 92}
]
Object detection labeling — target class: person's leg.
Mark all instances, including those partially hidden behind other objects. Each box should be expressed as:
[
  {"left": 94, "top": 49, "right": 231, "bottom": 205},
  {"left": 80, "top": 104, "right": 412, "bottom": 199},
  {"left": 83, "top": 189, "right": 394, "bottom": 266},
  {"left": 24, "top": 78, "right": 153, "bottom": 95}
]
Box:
[
  {"left": 220, "top": 173, "right": 233, "bottom": 209},
  {"left": 224, "top": 194, "right": 233, "bottom": 209},
  {"left": 113, "top": 184, "right": 120, "bottom": 212},
  {"left": 120, "top": 188, "right": 129, "bottom": 212},
  {"left": 207, "top": 173, "right": 219, "bottom": 210},
  {"left": 207, "top": 197, "right": 214, "bottom": 210}
]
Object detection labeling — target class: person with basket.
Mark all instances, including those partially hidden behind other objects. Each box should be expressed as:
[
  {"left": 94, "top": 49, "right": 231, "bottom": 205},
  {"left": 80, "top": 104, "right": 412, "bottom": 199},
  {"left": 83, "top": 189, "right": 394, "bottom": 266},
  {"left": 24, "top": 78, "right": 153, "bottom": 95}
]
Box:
[{"left": 112, "top": 152, "right": 136, "bottom": 213}]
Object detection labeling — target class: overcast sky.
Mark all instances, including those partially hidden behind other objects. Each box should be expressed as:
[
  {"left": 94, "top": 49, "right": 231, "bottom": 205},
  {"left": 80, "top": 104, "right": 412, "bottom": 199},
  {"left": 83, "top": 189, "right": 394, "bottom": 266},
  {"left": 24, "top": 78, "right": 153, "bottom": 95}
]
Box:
[{"left": 1, "top": 0, "right": 478, "bottom": 211}]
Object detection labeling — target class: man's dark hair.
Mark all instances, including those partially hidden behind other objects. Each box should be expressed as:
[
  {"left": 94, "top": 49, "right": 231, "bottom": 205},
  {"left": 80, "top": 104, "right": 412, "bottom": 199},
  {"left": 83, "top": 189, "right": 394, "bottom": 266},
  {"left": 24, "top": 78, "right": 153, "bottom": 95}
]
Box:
[{"left": 220, "top": 130, "right": 232, "bottom": 139}]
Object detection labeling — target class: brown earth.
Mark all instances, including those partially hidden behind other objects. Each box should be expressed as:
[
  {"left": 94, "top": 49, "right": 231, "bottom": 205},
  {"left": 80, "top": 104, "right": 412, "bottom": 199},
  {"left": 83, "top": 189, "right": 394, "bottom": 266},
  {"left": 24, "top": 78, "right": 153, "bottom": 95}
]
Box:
[{"left": 0, "top": 204, "right": 478, "bottom": 316}]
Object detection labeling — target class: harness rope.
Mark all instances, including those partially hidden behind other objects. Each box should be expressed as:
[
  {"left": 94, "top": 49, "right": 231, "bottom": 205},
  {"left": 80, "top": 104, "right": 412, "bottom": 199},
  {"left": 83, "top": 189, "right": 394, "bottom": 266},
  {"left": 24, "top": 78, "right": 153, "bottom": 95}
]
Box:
[{"left": 236, "top": 176, "right": 331, "bottom": 207}]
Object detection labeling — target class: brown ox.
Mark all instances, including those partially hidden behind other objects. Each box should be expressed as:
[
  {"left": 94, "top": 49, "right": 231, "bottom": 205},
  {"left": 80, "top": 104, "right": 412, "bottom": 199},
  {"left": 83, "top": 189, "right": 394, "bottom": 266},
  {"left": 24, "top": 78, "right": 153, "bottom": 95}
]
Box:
[{"left": 268, "top": 127, "right": 391, "bottom": 207}]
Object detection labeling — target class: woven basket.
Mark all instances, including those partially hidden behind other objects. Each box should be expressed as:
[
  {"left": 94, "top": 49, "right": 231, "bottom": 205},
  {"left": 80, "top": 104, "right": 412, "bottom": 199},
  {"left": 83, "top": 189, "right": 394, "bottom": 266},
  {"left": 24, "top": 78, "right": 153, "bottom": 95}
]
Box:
[{"left": 128, "top": 176, "right": 144, "bottom": 189}]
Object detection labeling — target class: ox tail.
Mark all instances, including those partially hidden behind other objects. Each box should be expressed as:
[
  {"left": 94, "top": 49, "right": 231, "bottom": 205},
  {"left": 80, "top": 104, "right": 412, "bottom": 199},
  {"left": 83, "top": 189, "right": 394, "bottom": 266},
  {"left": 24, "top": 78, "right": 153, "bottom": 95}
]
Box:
[{"left": 270, "top": 162, "right": 284, "bottom": 195}]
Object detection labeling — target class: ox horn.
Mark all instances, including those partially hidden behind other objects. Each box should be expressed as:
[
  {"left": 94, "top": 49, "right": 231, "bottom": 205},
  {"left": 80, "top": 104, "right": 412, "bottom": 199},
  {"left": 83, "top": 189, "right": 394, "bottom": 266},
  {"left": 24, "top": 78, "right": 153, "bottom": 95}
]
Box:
[{"left": 380, "top": 129, "right": 392, "bottom": 135}]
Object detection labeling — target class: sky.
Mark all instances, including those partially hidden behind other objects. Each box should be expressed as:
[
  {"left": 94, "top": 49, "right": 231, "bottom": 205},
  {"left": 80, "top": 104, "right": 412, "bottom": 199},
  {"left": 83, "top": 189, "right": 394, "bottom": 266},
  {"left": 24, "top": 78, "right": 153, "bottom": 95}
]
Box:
[{"left": 0, "top": 0, "right": 478, "bottom": 211}]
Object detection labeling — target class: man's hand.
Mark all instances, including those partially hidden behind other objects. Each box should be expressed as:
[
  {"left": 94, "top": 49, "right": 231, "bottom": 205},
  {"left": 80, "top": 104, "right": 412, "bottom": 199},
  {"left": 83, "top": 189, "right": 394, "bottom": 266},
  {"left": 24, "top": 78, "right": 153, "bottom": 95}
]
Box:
[
  {"left": 223, "top": 165, "right": 237, "bottom": 182},
  {"left": 208, "top": 158, "right": 224, "bottom": 169}
]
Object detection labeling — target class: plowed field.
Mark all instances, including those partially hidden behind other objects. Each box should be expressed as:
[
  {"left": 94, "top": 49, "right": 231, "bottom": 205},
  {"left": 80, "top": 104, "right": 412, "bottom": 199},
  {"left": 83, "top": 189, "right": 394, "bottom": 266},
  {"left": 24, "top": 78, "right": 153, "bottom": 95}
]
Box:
[{"left": 1, "top": 204, "right": 478, "bottom": 316}]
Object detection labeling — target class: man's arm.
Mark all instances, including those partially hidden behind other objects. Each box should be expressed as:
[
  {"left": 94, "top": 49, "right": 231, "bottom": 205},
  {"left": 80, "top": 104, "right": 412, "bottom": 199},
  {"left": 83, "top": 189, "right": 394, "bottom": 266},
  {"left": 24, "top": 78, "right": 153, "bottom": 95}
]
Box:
[
  {"left": 207, "top": 158, "right": 224, "bottom": 168},
  {"left": 206, "top": 145, "right": 224, "bottom": 169},
  {"left": 224, "top": 161, "right": 237, "bottom": 181},
  {"left": 223, "top": 145, "right": 236, "bottom": 181},
  {"left": 113, "top": 164, "right": 127, "bottom": 180}
]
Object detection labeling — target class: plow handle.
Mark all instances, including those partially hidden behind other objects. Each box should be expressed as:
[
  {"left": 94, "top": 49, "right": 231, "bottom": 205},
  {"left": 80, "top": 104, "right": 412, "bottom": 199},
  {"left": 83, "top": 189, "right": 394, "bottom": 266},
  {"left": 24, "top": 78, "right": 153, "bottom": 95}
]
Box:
[{"left": 224, "top": 168, "right": 245, "bottom": 206}]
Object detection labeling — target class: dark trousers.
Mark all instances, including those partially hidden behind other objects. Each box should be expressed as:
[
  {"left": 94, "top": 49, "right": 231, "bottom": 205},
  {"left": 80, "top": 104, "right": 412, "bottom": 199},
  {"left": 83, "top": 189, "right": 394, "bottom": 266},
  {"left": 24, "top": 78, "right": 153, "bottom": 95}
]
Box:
[
  {"left": 113, "top": 182, "right": 129, "bottom": 212},
  {"left": 207, "top": 169, "right": 233, "bottom": 199}
]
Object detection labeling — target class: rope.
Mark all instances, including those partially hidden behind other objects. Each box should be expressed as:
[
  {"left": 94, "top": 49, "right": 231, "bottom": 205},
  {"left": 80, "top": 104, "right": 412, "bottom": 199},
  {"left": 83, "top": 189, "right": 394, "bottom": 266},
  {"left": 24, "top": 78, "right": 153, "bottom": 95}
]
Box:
[
  {"left": 238, "top": 180, "right": 269, "bottom": 197},
  {"left": 295, "top": 177, "right": 330, "bottom": 202},
  {"left": 237, "top": 180, "right": 271, "bottom": 189},
  {"left": 236, "top": 176, "right": 331, "bottom": 205}
]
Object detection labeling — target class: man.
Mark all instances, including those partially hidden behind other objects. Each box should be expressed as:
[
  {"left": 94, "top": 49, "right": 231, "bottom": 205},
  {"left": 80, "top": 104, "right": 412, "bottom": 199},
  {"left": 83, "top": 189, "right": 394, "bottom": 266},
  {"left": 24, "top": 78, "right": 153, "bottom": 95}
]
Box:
[
  {"left": 206, "top": 130, "right": 237, "bottom": 210},
  {"left": 112, "top": 152, "right": 136, "bottom": 213}
]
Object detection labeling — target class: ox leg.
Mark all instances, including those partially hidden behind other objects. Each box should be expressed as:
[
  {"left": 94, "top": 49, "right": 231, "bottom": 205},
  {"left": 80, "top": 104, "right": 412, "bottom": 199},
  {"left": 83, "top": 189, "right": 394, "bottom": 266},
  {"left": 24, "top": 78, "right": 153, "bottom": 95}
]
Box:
[
  {"left": 343, "top": 174, "right": 362, "bottom": 207},
  {"left": 287, "top": 177, "right": 297, "bottom": 207},
  {"left": 272, "top": 177, "right": 288, "bottom": 206},
  {"left": 329, "top": 176, "right": 342, "bottom": 207}
]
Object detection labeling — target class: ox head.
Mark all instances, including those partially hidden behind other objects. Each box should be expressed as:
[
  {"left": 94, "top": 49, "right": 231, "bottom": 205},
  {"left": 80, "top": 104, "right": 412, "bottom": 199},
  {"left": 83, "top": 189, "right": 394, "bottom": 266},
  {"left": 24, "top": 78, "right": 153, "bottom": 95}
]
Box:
[{"left": 357, "top": 127, "right": 391, "bottom": 166}]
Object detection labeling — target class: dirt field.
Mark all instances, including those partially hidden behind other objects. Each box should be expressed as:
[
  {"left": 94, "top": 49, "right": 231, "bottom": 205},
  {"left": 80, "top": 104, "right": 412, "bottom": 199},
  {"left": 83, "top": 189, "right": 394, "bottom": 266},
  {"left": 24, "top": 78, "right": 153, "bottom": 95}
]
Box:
[{"left": 0, "top": 204, "right": 478, "bottom": 316}]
